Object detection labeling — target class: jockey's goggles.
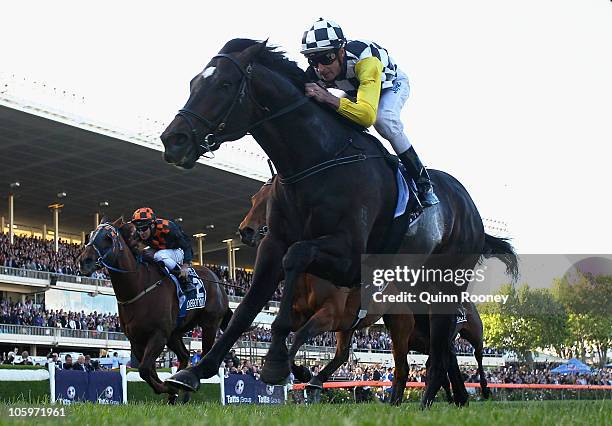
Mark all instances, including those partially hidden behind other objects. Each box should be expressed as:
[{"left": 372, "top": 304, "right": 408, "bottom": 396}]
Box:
[{"left": 307, "top": 50, "right": 338, "bottom": 67}]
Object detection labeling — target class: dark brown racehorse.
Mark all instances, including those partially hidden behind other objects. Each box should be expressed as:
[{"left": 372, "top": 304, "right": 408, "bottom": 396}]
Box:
[
  {"left": 161, "top": 39, "right": 518, "bottom": 407},
  {"left": 240, "top": 180, "right": 492, "bottom": 403},
  {"left": 77, "top": 218, "right": 232, "bottom": 403}
]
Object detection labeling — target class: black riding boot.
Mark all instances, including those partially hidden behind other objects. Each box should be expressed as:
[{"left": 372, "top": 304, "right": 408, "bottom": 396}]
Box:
[
  {"left": 398, "top": 146, "right": 440, "bottom": 207},
  {"left": 171, "top": 265, "right": 196, "bottom": 293}
]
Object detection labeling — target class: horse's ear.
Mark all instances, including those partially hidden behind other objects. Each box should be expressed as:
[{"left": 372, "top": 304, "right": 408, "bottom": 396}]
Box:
[
  {"left": 239, "top": 39, "right": 268, "bottom": 65},
  {"left": 112, "top": 216, "right": 124, "bottom": 228}
]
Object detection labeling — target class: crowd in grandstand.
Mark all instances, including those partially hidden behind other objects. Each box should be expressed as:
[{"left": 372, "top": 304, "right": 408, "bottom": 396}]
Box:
[
  {"left": 0, "top": 233, "right": 95, "bottom": 277},
  {"left": 0, "top": 299, "right": 121, "bottom": 333},
  {"left": 206, "top": 264, "right": 283, "bottom": 302}
]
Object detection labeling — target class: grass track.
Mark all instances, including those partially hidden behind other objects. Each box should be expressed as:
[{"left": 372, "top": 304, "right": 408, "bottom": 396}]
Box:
[{"left": 1, "top": 400, "right": 610, "bottom": 426}]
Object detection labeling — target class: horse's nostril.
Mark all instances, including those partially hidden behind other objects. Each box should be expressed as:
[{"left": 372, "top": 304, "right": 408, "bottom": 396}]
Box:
[{"left": 239, "top": 227, "right": 255, "bottom": 245}]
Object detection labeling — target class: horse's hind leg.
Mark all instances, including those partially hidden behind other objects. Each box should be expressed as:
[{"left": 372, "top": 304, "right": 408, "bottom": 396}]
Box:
[
  {"left": 166, "top": 333, "right": 192, "bottom": 403},
  {"left": 383, "top": 314, "right": 414, "bottom": 406},
  {"left": 422, "top": 312, "right": 456, "bottom": 408},
  {"left": 167, "top": 333, "right": 190, "bottom": 371},
  {"left": 460, "top": 327, "right": 490, "bottom": 399}
]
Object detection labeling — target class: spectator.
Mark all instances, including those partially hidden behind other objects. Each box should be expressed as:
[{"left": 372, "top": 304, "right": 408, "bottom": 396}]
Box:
[
  {"left": 85, "top": 354, "right": 99, "bottom": 371},
  {"left": 73, "top": 355, "right": 88, "bottom": 372},
  {"left": 191, "top": 350, "right": 202, "bottom": 366},
  {"left": 63, "top": 354, "right": 74, "bottom": 370},
  {"left": 224, "top": 349, "right": 240, "bottom": 370},
  {"left": 18, "top": 350, "right": 33, "bottom": 365},
  {"left": 45, "top": 353, "right": 62, "bottom": 370}
]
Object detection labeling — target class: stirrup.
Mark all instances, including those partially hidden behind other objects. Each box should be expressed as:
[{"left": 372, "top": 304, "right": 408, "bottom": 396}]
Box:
[{"left": 417, "top": 180, "right": 439, "bottom": 207}]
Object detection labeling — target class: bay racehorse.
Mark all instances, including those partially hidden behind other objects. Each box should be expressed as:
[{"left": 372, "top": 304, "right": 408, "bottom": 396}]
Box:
[
  {"left": 239, "top": 178, "right": 496, "bottom": 402},
  {"left": 160, "top": 39, "right": 515, "bottom": 407},
  {"left": 77, "top": 218, "right": 232, "bottom": 403}
]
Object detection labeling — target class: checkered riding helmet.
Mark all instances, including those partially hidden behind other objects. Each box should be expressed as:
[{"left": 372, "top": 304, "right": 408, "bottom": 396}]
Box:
[
  {"left": 131, "top": 207, "right": 156, "bottom": 229},
  {"left": 300, "top": 18, "right": 345, "bottom": 55}
]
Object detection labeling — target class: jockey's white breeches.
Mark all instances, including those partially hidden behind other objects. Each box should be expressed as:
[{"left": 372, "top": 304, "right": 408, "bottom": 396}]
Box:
[{"left": 154, "top": 248, "right": 184, "bottom": 271}]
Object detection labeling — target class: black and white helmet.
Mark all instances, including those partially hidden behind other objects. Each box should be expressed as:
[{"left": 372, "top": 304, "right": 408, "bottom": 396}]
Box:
[{"left": 300, "top": 18, "right": 345, "bottom": 55}]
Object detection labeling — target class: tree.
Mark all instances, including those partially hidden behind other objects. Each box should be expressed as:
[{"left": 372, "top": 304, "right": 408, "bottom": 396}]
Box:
[
  {"left": 480, "top": 283, "right": 568, "bottom": 363},
  {"left": 553, "top": 273, "right": 612, "bottom": 367}
]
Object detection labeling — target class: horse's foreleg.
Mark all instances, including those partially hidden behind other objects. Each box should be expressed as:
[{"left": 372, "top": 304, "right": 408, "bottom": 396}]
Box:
[
  {"left": 261, "top": 237, "right": 353, "bottom": 385},
  {"left": 384, "top": 314, "right": 414, "bottom": 406},
  {"left": 167, "top": 238, "right": 286, "bottom": 392},
  {"left": 139, "top": 332, "right": 174, "bottom": 395},
  {"left": 311, "top": 329, "right": 355, "bottom": 387}
]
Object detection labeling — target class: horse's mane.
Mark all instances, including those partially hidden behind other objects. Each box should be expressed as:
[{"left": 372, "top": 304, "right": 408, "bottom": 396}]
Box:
[
  {"left": 218, "top": 39, "right": 368, "bottom": 134},
  {"left": 219, "top": 39, "right": 306, "bottom": 90}
]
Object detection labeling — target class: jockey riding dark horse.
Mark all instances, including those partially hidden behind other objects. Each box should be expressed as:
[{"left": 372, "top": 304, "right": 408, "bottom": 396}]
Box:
[
  {"left": 160, "top": 37, "right": 513, "bottom": 407},
  {"left": 131, "top": 207, "right": 196, "bottom": 293}
]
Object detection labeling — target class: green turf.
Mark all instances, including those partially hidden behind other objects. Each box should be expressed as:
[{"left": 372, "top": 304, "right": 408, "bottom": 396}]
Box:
[{"left": 0, "top": 400, "right": 609, "bottom": 426}]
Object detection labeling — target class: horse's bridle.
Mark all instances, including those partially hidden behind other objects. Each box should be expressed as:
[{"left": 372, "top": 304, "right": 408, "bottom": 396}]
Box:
[
  {"left": 176, "top": 53, "right": 309, "bottom": 158},
  {"left": 86, "top": 223, "right": 164, "bottom": 305},
  {"left": 86, "top": 223, "right": 133, "bottom": 274}
]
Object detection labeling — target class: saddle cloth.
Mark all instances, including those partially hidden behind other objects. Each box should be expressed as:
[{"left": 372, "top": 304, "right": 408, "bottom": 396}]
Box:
[{"left": 165, "top": 267, "right": 207, "bottom": 320}]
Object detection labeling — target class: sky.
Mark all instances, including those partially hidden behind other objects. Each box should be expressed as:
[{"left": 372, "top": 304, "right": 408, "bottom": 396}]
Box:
[{"left": 2, "top": 0, "right": 611, "bottom": 253}]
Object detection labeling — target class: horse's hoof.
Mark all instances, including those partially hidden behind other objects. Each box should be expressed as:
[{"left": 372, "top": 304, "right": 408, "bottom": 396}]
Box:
[
  {"left": 482, "top": 387, "right": 491, "bottom": 400},
  {"left": 180, "top": 391, "right": 192, "bottom": 404},
  {"left": 420, "top": 398, "right": 434, "bottom": 410},
  {"left": 454, "top": 393, "right": 469, "bottom": 407},
  {"left": 305, "top": 387, "right": 321, "bottom": 404},
  {"left": 389, "top": 398, "right": 402, "bottom": 407},
  {"left": 167, "top": 393, "right": 179, "bottom": 405},
  {"left": 260, "top": 358, "right": 290, "bottom": 385},
  {"left": 165, "top": 368, "right": 201, "bottom": 392},
  {"left": 292, "top": 364, "right": 313, "bottom": 383}
]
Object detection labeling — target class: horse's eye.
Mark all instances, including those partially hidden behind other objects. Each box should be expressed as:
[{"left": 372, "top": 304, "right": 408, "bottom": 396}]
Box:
[{"left": 221, "top": 82, "right": 232, "bottom": 89}]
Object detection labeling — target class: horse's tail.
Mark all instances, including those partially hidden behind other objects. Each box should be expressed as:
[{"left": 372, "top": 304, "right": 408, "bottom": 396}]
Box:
[
  {"left": 481, "top": 234, "right": 519, "bottom": 281},
  {"left": 220, "top": 307, "right": 233, "bottom": 331}
]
